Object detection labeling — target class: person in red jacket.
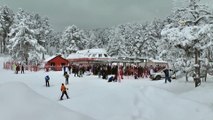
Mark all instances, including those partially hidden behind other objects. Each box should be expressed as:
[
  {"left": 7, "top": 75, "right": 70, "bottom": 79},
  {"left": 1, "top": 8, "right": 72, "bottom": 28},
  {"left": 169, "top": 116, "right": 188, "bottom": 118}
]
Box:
[{"left": 60, "top": 83, "right": 69, "bottom": 100}]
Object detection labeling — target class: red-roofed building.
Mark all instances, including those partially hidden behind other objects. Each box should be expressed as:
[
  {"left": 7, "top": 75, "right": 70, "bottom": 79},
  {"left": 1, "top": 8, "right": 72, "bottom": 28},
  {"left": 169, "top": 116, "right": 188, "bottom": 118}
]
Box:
[{"left": 44, "top": 55, "right": 69, "bottom": 71}]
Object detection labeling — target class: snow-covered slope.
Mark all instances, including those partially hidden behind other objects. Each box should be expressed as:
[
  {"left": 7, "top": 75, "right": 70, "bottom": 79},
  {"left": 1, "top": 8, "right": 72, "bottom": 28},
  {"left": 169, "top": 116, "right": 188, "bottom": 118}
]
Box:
[
  {"left": 0, "top": 82, "right": 95, "bottom": 120},
  {"left": 1, "top": 56, "right": 213, "bottom": 120},
  {"left": 132, "top": 86, "right": 213, "bottom": 120}
]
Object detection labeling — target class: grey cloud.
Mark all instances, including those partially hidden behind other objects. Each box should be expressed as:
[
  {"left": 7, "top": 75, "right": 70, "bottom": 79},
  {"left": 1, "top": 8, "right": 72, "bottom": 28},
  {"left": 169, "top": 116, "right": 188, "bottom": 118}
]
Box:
[{"left": 0, "top": 0, "right": 212, "bottom": 31}]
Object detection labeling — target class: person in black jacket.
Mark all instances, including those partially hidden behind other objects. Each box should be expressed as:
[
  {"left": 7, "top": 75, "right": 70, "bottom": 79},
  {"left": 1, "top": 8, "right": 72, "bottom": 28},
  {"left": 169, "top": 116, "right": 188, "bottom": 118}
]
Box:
[
  {"left": 64, "top": 72, "right": 69, "bottom": 85},
  {"left": 21, "top": 64, "right": 24, "bottom": 74},
  {"left": 45, "top": 75, "right": 50, "bottom": 87},
  {"left": 163, "top": 68, "right": 171, "bottom": 83}
]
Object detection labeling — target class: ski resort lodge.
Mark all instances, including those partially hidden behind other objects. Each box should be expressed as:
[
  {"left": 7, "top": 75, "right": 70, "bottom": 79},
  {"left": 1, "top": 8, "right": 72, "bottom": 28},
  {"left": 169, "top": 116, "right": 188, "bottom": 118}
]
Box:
[{"left": 66, "top": 48, "right": 151, "bottom": 66}]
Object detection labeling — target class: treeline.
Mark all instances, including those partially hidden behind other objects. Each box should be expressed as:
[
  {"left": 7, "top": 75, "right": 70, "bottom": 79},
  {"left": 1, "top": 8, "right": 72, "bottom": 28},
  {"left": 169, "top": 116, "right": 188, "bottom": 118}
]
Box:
[{"left": 1, "top": 0, "right": 213, "bottom": 80}]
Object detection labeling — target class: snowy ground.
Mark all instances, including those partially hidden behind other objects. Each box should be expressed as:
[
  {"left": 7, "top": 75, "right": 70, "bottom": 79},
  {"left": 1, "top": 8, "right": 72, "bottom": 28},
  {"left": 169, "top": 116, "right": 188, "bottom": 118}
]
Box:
[{"left": 1, "top": 57, "right": 213, "bottom": 120}]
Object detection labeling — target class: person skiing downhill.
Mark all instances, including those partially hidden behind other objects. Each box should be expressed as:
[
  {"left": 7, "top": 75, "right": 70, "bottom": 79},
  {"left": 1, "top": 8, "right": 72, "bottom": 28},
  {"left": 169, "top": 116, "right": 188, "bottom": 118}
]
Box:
[{"left": 60, "top": 83, "right": 69, "bottom": 100}]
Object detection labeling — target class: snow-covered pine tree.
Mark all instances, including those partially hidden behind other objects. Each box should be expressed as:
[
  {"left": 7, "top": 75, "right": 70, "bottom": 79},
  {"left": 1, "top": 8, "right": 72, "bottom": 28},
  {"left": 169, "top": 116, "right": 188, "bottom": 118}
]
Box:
[
  {"left": 142, "top": 19, "right": 164, "bottom": 59},
  {"left": 60, "top": 25, "right": 87, "bottom": 56},
  {"left": 100, "top": 28, "right": 110, "bottom": 48},
  {"left": 31, "top": 14, "right": 53, "bottom": 60},
  {"left": 122, "top": 23, "right": 138, "bottom": 57},
  {"left": 83, "top": 29, "right": 97, "bottom": 49},
  {"left": 107, "top": 26, "right": 127, "bottom": 57},
  {"left": 93, "top": 28, "right": 111, "bottom": 49},
  {"left": 7, "top": 9, "right": 46, "bottom": 64},
  {"left": 46, "top": 32, "right": 61, "bottom": 55},
  {"left": 160, "top": 0, "right": 213, "bottom": 81},
  {"left": 133, "top": 25, "right": 145, "bottom": 58},
  {"left": 0, "top": 5, "right": 14, "bottom": 54}
]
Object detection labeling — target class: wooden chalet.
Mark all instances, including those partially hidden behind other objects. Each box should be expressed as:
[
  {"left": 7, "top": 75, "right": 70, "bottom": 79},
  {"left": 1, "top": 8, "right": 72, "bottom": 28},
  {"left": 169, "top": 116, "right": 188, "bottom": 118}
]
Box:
[{"left": 44, "top": 55, "right": 69, "bottom": 71}]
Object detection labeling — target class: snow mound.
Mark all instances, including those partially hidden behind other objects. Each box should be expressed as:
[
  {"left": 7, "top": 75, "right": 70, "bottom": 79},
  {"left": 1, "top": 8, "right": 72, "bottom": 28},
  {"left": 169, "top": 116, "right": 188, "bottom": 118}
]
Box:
[
  {"left": 132, "top": 86, "right": 213, "bottom": 120},
  {"left": 0, "top": 82, "right": 96, "bottom": 120}
]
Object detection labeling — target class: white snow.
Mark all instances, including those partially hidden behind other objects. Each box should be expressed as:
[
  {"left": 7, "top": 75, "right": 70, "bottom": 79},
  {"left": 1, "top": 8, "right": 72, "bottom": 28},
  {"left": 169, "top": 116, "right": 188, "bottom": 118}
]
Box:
[
  {"left": 67, "top": 48, "right": 110, "bottom": 59},
  {"left": 77, "top": 48, "right": 107, "bottom": 54},
  {"left": 43, "top": 55, "right": 57, "bottom": 62},
  {"left": 149, "top": 59, "right": 168, "bottom": 63},
  {"left": 0, "top": 82, "right": 95, "bottom": 120},
  {"left": 67, "top": 53, "right": 84, "bottom": 59},
  {"left": 1, "top": 56, "right": 213, "bottom": 120}
]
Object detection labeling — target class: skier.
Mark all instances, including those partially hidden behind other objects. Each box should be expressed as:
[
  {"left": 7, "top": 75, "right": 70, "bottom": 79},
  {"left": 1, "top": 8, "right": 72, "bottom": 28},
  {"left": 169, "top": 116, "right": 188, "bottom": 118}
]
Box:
[
  {"left": 45, "top": 75, "right": 50, "bottom": 87},
  {"left": 64, "top": 72, "right": 69, "bottom": 85},
  {"left": 60, "top": 83, "right": 69, "bottom": 100}
]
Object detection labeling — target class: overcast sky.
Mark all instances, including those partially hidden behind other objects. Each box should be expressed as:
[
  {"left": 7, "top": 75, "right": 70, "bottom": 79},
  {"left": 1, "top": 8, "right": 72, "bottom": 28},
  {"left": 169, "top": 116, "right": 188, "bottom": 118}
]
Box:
[{"left": 0, "top": 0, "right": 212, "bottom": 31}]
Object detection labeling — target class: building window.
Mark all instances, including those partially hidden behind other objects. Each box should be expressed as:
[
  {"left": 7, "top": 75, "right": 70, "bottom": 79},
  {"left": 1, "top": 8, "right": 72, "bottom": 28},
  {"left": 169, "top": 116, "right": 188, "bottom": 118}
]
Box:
[
  {"left": 104, "top": 54, "right": 108, "bottom": 57},
  {"left": 99, "top": 54, "right": 102, "bottom": 58}
]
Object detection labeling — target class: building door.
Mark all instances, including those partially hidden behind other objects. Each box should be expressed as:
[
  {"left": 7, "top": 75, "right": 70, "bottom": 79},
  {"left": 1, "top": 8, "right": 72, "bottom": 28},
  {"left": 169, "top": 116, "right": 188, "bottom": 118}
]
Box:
[{"left": 50, "top": 62, "right": 55, "bottom": 70}]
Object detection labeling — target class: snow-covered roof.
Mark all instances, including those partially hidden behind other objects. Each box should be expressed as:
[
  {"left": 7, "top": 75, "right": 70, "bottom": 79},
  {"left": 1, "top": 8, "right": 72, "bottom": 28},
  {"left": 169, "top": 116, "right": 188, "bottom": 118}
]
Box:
[
  {"left": 67, "top": 53, "right": 84, "bottom": 59},
  {"left": 43, "top": 55, "right": 67, "bottom": 62},
  {"left": 150, "top": 59, "right": 168, "bottom": 63},
  {"left": 67, "top": 48, "right": 110, "bottom": 59},
  {"left": 44, "top": 55, "right": 57, "bottom": 62},
  {"left": 76, "top": 48, "right": 107, "bottom": 54}
]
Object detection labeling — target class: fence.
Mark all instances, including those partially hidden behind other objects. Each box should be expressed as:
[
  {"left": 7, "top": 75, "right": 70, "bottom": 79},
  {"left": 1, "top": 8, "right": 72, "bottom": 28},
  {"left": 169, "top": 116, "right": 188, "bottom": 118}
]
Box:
[
  {"left": 3, "top": 62, "right": 40, "bottom": 72},
  {"left": 3, "top": 62, "right": 65, "bottom": 72}
]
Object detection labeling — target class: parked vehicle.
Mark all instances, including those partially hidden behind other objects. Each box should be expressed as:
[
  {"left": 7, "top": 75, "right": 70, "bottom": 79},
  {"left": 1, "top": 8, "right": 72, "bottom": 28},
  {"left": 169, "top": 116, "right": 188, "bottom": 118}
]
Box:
[{"left": 150, "top": 69, "right": 175, "bottom": 80}]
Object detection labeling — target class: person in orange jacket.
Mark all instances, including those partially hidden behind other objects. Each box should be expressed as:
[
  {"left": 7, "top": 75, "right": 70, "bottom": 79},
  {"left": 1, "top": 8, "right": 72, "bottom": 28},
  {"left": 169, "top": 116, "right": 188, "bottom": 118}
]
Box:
[{"left": 60, "top": 83, "right": 69, "bottom": 100}]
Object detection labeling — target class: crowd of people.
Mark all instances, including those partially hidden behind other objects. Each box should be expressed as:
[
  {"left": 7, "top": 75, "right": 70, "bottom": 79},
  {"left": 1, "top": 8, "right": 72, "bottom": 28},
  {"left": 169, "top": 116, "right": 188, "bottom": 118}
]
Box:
[
  {"left": 50, "top": 64, "right": 168, "bottom": 86},
  {"left": 12, "top": 63, "right": 25, "bottom": 74},
  {"left": 61, "top": 64, "right": 167, "bottom": 80}
]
